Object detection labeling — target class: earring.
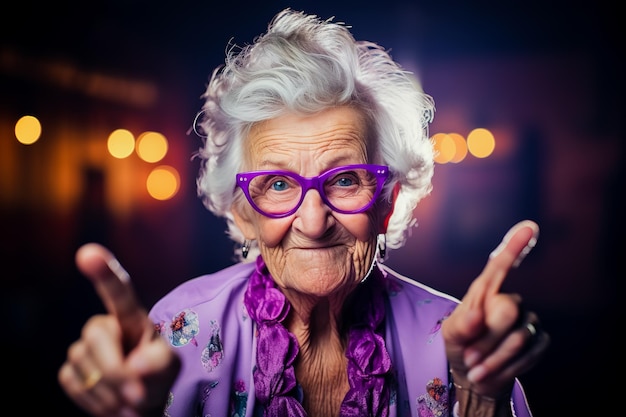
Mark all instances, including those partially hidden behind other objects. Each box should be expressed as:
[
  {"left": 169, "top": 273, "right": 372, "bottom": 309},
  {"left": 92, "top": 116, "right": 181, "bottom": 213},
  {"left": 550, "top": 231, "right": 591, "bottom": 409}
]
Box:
[
  {"left": 377, "top": 233, "right": 386, "bottom": 259},
  {"left": 241, "top": 240, "right": 251, "bottom": 259}
]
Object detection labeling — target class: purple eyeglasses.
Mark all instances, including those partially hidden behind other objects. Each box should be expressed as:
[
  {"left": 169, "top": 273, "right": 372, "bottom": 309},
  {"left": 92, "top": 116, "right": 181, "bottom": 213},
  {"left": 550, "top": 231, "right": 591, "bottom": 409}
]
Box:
[{"left": 235, "top": 164, "right": 390, "bottom": 218}]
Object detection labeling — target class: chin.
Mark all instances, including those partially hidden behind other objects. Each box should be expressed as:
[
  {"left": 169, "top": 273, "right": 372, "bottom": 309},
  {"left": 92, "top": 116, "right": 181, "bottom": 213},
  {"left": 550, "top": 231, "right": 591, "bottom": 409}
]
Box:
[{"left": 287, "top": 253, "right": 357, "bottom": 292}]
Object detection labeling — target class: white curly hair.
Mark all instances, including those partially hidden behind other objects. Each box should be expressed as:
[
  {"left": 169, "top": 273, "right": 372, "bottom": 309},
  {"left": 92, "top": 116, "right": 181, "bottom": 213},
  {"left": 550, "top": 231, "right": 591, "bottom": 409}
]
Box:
[{"left": 194, "top": 8, "right": 435, "bottom": 262}]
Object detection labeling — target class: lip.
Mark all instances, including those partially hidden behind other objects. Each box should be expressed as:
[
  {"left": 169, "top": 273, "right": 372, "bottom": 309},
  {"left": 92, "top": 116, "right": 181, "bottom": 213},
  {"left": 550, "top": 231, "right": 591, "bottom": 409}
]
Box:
[{"left": 288, "top": 242, "right": 345, "bottom": 251}]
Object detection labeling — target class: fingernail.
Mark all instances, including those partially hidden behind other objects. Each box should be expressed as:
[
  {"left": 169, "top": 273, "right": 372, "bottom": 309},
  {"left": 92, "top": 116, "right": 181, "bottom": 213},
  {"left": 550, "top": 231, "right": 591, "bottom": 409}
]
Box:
[
  {"left": 121, "top": 381, "right": 143, "bottom": 406},
  {"left": 512, "top": 232, "right": 538, "bottom": 268},
  {"left": 489, "top": 220, "right": 539, "bottom": 268},
  {"left": 467, "top": 365, "right": 487, "bottom": 383},
  {"left": 464, "top": 349, "right": 481, "bottom": 368},
  {"left": 107, "top": 258, "right": 131, "bottom": 283}
]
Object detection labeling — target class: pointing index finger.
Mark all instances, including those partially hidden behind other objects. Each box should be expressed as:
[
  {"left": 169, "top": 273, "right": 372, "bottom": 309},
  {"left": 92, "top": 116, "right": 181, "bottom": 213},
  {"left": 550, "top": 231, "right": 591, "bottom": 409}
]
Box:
[
  {"left": 75, "top": 243, "right": 148, "bottom": 352},
  {"left": 481, "top": 220, "right": 540, "bottom": 295}
]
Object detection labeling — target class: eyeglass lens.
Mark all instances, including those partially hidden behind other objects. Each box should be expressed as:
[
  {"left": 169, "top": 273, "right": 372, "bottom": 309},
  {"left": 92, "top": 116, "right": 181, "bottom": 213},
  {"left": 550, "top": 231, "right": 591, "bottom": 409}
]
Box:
[{"left": 245, "top": 166, "right": 385, "bottom": 217}]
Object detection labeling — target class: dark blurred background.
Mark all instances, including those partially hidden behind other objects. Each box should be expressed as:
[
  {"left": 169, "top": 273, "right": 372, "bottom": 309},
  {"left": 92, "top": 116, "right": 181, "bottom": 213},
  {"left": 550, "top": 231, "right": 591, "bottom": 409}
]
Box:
[{"left": 1, "top": 1, "right": 622, "bottom": 415}]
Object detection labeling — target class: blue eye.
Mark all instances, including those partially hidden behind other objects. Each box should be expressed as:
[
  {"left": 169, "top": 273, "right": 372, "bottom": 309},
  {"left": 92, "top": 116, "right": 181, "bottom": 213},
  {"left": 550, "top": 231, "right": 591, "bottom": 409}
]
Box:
[
  {"left": 271, "top": 179, "right": 289, "bottom": 191},
  {"left": 330, "top": 171, "right": 360, "bottom": 188},
  {"left": 336, "top": 177, "right": 355, "bottom": 187}
]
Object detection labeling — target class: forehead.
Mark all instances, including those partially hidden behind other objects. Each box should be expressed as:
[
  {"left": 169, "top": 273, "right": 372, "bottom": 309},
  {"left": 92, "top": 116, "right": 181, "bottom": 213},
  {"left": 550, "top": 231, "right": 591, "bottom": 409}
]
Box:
[{"left": 244, "top": 106, "right": 372, "bottom": 168}]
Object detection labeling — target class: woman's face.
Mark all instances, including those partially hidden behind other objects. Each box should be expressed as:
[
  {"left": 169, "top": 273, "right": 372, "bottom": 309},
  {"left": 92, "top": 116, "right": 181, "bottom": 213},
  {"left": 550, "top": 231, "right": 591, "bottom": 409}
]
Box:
[{"left": 232, "top": 106, "right": 391, "bottom": 298}]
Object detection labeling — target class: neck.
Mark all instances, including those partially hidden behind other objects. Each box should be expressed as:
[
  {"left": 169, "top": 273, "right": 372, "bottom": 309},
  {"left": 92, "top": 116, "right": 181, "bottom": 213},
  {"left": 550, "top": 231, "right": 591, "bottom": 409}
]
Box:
[
  {"left": 244, "top": 256, "right": 391, "bottom": 417},
  {"left": 279, "top": 255, "right": 378, "bottom": 348},
  {"left": 290, "top": 299, "right": 350, "bottom": 417},
  {"left": 286, "top": 298, "right": 345, "bottom": 358},
  {"left": 283, "top": 288, "right": 352, "bottom": 342}
]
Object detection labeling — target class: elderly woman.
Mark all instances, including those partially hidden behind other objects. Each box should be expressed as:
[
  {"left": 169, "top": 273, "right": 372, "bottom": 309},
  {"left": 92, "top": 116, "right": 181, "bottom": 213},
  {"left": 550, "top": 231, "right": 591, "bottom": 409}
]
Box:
[{"left": 58, "top": 8, "right": 549, "bottom": 417}]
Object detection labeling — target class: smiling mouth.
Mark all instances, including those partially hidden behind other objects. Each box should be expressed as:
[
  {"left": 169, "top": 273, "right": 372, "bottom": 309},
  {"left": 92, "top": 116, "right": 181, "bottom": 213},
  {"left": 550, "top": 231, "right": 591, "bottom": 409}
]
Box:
[{"left": 292, "top": 242, "right": 345, "bottom": 251}]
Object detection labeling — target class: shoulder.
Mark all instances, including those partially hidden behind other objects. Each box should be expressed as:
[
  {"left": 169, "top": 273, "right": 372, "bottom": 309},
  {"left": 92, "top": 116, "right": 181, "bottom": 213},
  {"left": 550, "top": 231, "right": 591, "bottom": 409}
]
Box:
[
  {"left": 148, "top": 262, "right": 257, "bottom": 416},
  {"left": 148, "top": 262, "right": 256, "bottom": 323},
  {"left": 379, "top": 263, "right": 459, "bottom": 341},
  {"left": 379, "top": 264, "right": 458, "bottom": 413},
  {"left": 380, "top": 263, "right": 460, "bottom": 312}
]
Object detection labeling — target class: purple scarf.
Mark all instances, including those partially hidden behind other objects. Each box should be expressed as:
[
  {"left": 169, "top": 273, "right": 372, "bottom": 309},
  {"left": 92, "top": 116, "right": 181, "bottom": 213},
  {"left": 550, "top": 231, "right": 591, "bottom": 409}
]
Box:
[{"left": 243, "top": 256, "right": 392, "bottom": 416}]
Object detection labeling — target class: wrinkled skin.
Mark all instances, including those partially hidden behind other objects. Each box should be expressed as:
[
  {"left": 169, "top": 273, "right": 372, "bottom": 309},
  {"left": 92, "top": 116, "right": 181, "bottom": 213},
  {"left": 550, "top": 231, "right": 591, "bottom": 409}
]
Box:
[{"left": 57, "top": 107, "right": 549, "bottom": 417}]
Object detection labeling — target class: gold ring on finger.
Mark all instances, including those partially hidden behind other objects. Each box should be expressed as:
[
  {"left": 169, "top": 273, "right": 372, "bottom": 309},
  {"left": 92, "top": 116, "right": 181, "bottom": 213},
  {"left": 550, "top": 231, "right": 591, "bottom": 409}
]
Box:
[{"left": 83, "top": 369, "right": 102, "bottom": 390}]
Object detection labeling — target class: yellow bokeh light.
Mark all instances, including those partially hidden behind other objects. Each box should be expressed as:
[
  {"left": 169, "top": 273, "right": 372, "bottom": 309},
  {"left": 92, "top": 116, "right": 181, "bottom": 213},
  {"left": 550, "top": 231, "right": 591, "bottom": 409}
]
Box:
[
  {"left": 136, "top": 131, "right": 168, "bottom": 163},
  {"left": 107, "top": 129, "right": 135, "bottom": 159},
  {"left": 449, "top": 133, "right": 468, "bottom": 163},
  {"left": 15, "top": 115, "right": 42, "bottom": 145},
  {"left": 146, "top": 165, "right": 180, "bottom": 200},
  {"left": 467, "top": 128, "right": 495, "bottom": 158},
  {"left": 432, "top": 133, "right": 455, "bottom": 164}
]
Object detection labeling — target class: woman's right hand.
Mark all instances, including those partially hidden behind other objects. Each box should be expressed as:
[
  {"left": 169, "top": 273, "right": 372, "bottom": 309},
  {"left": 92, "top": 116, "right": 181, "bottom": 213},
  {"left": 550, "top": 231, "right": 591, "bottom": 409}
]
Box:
[{"left": 58, "top": 243, "right": 181, "bottom": 417}]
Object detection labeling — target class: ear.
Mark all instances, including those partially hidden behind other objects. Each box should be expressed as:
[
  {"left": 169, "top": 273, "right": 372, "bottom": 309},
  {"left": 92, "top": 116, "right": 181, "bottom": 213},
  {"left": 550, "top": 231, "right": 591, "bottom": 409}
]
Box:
[
  {"left": 379, "top": 182, "right": 400, "bottom": 233},
  {"left": 231, "top": 203, "right": 258, "bottom": 240}
]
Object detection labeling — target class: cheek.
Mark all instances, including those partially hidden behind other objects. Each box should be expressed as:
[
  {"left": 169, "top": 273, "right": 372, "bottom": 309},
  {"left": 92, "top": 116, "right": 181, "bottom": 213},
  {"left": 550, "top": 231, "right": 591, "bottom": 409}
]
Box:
[
  {"left": 336, "top": 212, "right": 378, "bottom": 242},
  {"left": 255, "top": 217, "right": 292, "bottom": 247}
]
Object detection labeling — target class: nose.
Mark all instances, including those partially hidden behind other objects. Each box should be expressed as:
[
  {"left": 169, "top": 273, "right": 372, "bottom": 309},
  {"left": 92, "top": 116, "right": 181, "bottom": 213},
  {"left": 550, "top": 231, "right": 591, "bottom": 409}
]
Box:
[{"left": 292, "top": 188, "right": 332, "bottom": 238}]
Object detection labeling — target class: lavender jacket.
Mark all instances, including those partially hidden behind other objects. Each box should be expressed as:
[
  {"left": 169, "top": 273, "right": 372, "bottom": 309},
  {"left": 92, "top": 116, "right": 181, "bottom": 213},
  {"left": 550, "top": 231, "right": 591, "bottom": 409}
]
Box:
[{"left": 149, "top": 261, "right": 533, "bottom": 417}]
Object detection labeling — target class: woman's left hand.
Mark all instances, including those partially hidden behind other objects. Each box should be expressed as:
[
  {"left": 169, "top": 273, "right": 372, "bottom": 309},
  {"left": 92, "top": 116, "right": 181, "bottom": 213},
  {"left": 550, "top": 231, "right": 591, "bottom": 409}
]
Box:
[{"left": 441, "top": 220, "right": 550, "bottom": 400}]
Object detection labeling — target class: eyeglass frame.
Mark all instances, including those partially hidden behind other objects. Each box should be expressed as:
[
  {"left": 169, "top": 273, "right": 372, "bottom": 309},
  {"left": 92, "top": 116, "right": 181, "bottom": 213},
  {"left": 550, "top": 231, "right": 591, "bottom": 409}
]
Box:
[{"left": 235, "top": 164, "right": 390, "bottom": 218}]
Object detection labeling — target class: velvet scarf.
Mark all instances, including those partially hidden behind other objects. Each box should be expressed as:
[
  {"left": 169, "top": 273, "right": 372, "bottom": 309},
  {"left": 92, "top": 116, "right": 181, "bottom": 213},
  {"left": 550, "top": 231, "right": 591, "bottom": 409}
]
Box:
[{"left": 243, "top": 256, "right": 392, "bottom": 417}]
